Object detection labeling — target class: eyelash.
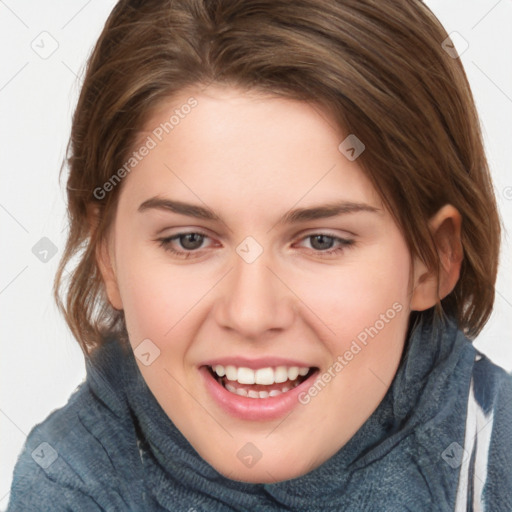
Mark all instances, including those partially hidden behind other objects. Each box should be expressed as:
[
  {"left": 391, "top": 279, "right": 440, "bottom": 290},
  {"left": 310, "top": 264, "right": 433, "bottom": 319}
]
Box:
[{"left": 156, "top": 231, "right": 355, "bottom": 259}]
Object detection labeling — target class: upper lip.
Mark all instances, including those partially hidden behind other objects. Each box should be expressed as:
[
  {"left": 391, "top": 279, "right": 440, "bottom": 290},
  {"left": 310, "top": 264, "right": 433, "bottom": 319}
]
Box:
[{"left": 201, "top": 357, "right": 317, "bottom": 370}]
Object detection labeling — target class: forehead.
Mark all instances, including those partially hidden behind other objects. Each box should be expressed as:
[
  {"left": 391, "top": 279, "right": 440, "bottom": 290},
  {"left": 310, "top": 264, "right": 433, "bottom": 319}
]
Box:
[{"left": 121, "top": 85, "right": 384, "bottom": 218}]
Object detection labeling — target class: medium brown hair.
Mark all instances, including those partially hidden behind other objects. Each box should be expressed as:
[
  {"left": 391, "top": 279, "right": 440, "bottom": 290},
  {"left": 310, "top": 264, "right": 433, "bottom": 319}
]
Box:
[{"left": 55, "top": 0, "right": 501, "bottom": 356}]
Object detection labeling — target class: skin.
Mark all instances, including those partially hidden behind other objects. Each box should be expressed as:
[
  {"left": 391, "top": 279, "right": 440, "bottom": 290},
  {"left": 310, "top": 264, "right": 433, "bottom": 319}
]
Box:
[{"left": 94, "top": 84, "right": 463, "bottom": 483}]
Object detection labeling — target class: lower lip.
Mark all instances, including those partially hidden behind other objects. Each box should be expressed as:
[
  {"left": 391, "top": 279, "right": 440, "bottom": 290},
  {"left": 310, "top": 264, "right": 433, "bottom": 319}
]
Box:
[{"left": 199, "top": 366, "right": 318, "bottom": 421}]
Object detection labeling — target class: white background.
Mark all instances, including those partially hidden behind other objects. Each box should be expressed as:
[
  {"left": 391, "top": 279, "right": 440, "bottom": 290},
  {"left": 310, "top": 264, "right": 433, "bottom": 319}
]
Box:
[{"left": 1, "top": 1, "right": 511, "bottom": 507}]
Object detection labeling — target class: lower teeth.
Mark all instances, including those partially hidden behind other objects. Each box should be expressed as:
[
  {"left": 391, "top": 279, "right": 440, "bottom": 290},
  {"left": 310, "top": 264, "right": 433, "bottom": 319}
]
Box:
[{"left": 222, "top": 379, "right": 299, "bottom": 399}]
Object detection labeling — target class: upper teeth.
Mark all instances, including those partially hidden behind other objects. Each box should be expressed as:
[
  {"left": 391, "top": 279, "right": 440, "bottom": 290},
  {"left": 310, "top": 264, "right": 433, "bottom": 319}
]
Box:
[{"left": 211, "top": 365, "right": 310, "bottom": 385}]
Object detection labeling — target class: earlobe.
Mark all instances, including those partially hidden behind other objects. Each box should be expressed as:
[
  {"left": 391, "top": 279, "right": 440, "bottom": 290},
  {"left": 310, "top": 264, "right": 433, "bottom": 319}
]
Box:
[
  {"left": 410, "top": 205, "right": 463, "bottom": 312},
  {"left": 87, "top": 204, "right": 123, "bottom": 311}
]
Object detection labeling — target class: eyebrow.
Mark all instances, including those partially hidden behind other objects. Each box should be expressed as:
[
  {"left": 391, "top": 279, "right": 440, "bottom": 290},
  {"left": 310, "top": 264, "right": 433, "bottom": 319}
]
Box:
[{"left": 138, "top": 196, "right": 381, "bottom": 224}]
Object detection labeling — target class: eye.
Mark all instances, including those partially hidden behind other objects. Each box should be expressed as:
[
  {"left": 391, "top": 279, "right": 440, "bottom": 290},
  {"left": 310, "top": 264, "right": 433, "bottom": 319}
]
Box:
[
  {"left": 296, "top": 233, "right": 355, "bottom": 257},
  {"left": 157, "top": 231, "right": 212, "bottom": 259}
]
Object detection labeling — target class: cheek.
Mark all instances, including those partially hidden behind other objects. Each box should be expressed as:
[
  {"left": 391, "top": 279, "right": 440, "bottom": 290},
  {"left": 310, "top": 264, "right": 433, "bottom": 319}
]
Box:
[
  {"left": 114, "top": 239, "right": 207, "bottom": 342},
  {"left": 292, "top": 236, "right": 411, "bottom": 354}
]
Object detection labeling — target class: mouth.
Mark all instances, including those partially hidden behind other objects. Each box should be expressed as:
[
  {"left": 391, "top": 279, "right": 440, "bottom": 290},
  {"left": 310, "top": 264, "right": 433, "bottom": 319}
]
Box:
[
  {"left": 200, "top": 363, "right": 320, "bottom": 421},
  {"left": 206, "top": 364, "right": 318, "bottom": 399}
]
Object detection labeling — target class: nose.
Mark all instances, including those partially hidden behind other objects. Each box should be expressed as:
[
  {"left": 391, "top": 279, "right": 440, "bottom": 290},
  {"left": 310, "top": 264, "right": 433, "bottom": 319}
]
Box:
[{"left": 214, "top": 247, "right": 296, "bottom": 339}]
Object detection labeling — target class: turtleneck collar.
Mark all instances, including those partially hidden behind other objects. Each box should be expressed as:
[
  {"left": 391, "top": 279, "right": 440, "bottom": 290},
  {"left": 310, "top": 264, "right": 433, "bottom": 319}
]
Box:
[{"left": 86, "top": 310, "right": 476, "bottom": 510}]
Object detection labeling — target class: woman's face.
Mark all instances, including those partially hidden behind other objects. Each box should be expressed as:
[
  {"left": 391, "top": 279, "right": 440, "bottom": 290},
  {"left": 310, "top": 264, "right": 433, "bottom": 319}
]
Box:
[{"left": 101, "top": 84, "right": 416, "bottom": 483}]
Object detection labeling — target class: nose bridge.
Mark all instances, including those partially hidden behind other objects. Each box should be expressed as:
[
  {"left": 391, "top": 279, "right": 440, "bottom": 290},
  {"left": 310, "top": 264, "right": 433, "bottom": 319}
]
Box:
[{"left": 217, "top": 239, "right": 294, "bottom": 337}]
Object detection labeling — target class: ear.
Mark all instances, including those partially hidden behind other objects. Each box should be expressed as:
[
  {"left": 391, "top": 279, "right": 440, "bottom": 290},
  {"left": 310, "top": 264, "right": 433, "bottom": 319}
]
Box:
[
  {"left": 87, "top": 204, "right": 123, "bottom": 311},
  {"left": 410, "top": 204, "right": 463, "bottom": 311}
]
